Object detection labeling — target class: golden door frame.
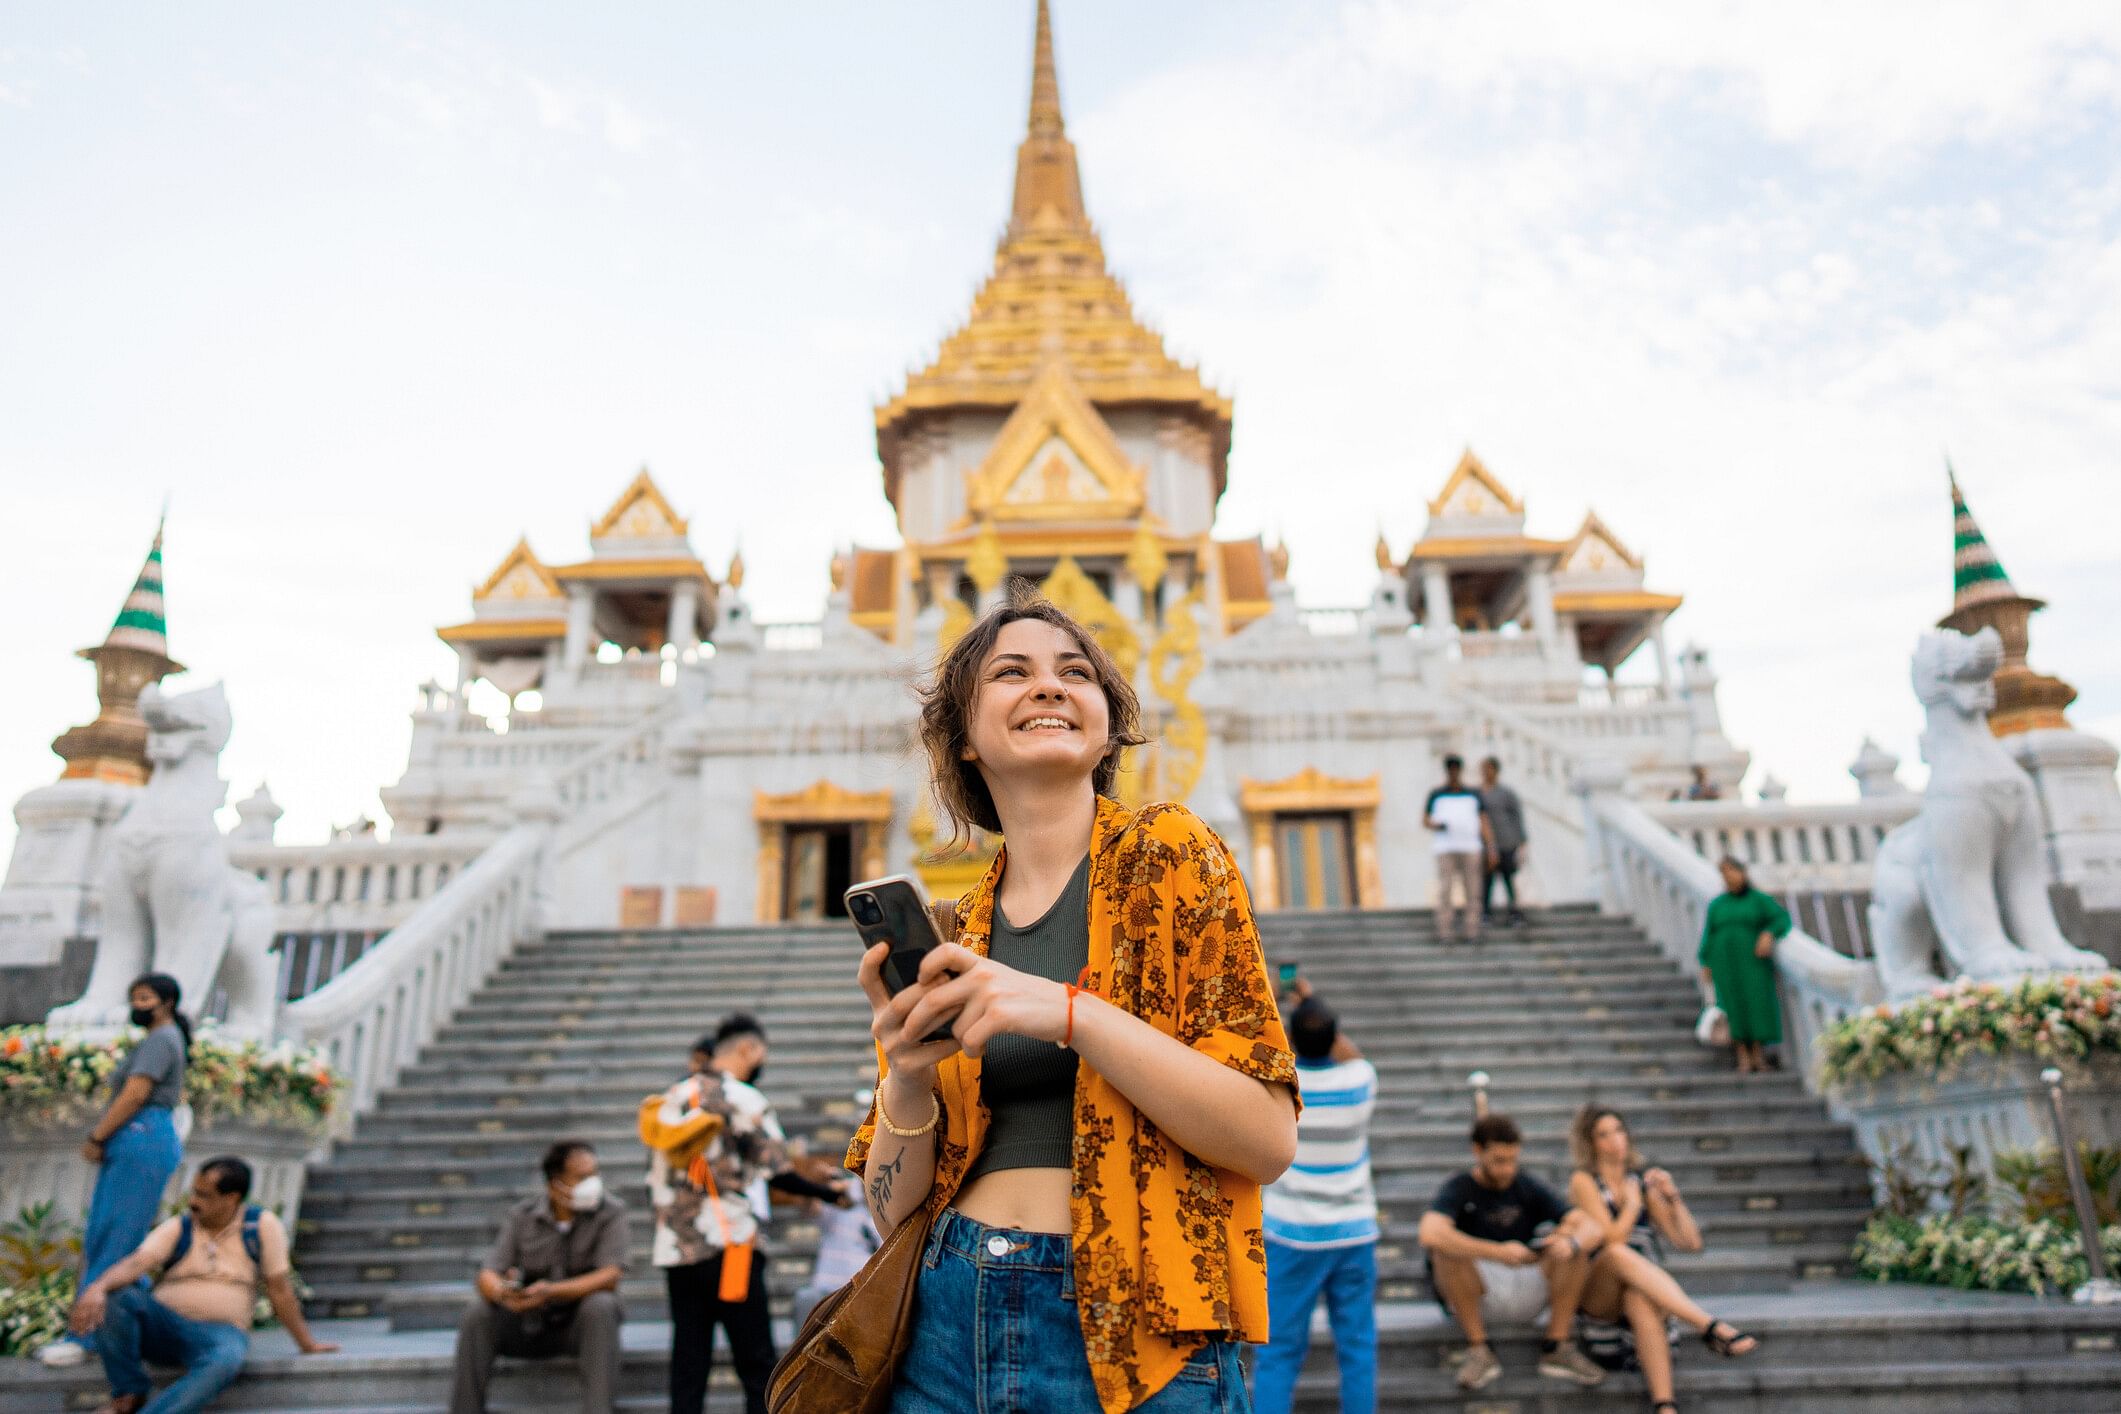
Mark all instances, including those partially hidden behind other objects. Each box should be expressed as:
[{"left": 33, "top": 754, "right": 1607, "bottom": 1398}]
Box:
[
  {"left": 753, "top": 781, "right": 894, "bottom": 923},
  {"left": 1237, "top": 767, "right": 1384, "bottom": 911}
]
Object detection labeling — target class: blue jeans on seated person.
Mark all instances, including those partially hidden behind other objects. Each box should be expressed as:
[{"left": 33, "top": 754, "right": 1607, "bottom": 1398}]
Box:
[
  {"left": 890, "top": 1208, "right": 1251, "bottom": 1413},
  {"left": 95, "top": 1284, "right": 250, "bottom": 1414},
  {"left": 1251, "top": 1239, "right": 1378, "bottom": 1414}
]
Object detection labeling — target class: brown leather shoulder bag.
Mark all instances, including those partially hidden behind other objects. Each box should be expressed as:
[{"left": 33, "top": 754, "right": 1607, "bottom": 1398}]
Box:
[{"left": 765, "top": 1200, "right": 935, "bottom": 1412}]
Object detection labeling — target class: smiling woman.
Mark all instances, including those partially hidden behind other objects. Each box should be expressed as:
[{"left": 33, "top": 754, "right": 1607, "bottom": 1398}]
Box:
[{"left": 841, "top": 577, "right": 1299, "bottom": 1414}]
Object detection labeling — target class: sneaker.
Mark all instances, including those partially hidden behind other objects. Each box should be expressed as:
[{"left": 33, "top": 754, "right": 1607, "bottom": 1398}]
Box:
[
  {"left": 37, "top": 1339, "right": 89, "bottom": 1368},
  {"left": 1457, "top": 1343, "right": 1503, "bottom": 1391},
  {"left": 1538, "top": 1340, "right": 1607, "bottom": 1386}
]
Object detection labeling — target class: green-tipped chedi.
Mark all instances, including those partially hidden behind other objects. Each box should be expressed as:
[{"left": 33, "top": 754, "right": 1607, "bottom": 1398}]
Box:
[{"left": 52, "top": 517, "right": 185, "bottom": 783}]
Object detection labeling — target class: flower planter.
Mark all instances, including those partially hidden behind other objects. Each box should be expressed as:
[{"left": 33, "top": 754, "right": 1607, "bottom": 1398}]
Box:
[
  {"left": 0, "top": 1114, "right": 322, "bottom": 1231},
  {"left": 1831, "top": 1052, "right": 2121, "bottom": 1200},
  {"left": 1, "top": 1026, "right": 336, "bottom": 1230}
]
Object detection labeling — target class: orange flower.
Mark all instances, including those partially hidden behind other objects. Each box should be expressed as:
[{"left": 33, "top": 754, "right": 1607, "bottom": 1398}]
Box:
[{"left": 2, "top": 1034, "right": 21, "bottom": 1057}]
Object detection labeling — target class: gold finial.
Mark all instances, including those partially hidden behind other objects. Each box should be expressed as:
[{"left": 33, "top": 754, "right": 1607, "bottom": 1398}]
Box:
[
  {"left": 1011, "top": 0, "right": 1087, "bottom": 234},
  {"left": 966, "top": 519, "right": 1008, "bottom": 595},
  {"left": 1374, "top": 531, "right": 1394, "bottom": 571},
  {"left": 1125, "top": 519, "right": 1167, "bottom": 594},
  {"left": 829, "top": 549, "right": 849, "bottom": 593},
  {"left": 726, "top": 547, "right": 746, "bottom": 590},
  {"left": 1268, "top": 539, "right": 1291, "bottom": 582}
]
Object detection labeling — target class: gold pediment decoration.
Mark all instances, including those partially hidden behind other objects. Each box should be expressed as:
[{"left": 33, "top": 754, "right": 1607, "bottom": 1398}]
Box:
[
  {"left": 754, "top": 780, "right": 895, "bottom": 825},
  {"left": 1558, "top": 510, "right": 1644, "bottom": 574},
  {"left": 1426, "top": 448, "right": 1525, "bottom": 520},
  {"left": 966, "top": 363, "right": 1145, "bottom": 523},
  {"left": 472, "top": 537, "right": 563, "bottom": 602},
  {"left": 591, "top": 468, "right": 689, "bottom": 540},
  {"left": 1239, "top": 767, "right": 1384, "bottom": 816}
]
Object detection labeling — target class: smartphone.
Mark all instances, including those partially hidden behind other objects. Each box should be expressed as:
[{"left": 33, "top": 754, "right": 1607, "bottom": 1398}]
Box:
[
  {"left": 1277, "top": 962, "right": 1300, "bottom": 989},
  {"left": 845, "top": 874, "right": 956, "bottom": 1043}
]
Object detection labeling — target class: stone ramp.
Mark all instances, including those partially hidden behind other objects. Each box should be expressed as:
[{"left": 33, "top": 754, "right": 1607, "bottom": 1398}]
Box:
[{"left": 7, "top": 1284, "right": 2119, "bottom": 1411}]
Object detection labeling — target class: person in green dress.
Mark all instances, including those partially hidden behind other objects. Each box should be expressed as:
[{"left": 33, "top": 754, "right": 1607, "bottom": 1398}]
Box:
[{"left": 1698, "top": 858, "right": 1791, "bottom": 1074}]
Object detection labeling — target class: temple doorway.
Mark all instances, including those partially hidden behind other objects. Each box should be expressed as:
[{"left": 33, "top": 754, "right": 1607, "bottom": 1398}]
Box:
[
  {"left": 1274, "top": 812, "right": 1357, "bottom": 911},
  {"left": 783, "top": 824, "right": 855, "bottom": 921}
]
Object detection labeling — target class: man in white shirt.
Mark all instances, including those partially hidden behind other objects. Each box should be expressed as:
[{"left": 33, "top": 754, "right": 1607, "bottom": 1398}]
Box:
[
  {"left": 68, "top": 1156, "right": 336, "bottom": 1414},
  {"left": 1425, "top": 754, "right": 1498, "bottom": 943},
  {"left": 1254, "top": 985, "right": 1380, "bottom": 1413}
]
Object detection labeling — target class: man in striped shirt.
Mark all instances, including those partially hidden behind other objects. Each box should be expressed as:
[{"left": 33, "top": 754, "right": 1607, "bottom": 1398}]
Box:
[{"left": 1253, "top": 986, "right": 1378, "bottom": 1414}]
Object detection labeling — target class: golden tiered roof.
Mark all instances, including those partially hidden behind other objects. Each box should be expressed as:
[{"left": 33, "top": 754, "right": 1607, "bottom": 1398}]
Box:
[{"left": 874, "top": 0, "right": 1232, "bottom": 513}]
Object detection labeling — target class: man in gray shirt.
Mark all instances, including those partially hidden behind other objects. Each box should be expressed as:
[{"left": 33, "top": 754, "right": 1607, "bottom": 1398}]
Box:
[
  {"left": 1480, "top": 757, "right": 1528, "bottom": 928},
  {"left": 452, "top": 1140, "right": 628, "bottom": 1414}
]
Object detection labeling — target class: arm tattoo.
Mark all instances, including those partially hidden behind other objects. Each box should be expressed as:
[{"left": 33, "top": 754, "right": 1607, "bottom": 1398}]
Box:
[{"left": 867, "top": 1151, "right": 904, "bottom": 1220}]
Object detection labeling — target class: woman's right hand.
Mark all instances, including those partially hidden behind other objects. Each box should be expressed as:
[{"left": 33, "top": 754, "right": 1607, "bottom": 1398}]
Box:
[{"left": 859, "top": 942, "right": 963, "bottom": 1097}]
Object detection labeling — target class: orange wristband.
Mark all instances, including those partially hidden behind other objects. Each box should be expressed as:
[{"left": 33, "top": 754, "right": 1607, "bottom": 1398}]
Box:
[{"left": 1064, "top": 966, "right": 1095, "bottom": 1049}]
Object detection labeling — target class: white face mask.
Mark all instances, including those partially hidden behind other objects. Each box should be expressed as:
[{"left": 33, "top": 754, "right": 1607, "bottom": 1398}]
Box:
[{"left": 567, "top": 1175, "right": 604, "bottom": 1211}]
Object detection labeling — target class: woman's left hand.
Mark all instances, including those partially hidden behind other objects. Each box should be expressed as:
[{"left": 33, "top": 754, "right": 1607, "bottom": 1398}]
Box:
[
  {"left": 1644, "top": 1167, "right": 1679, "bottom": 1202},
  {"left": 80, "top": 1138, "right": 105, "bottom": 1164},
  {"left": 899, "top": 943, "right": 1069, "bottom": 1058},
  {"left": 1755, "top": 931, "right": 1776, "bottom": 958}
]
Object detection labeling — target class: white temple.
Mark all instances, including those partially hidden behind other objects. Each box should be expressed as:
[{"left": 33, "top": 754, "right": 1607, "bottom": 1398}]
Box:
[{"left": 4, "top": 0, "right": 2114, "bottom": 1009}]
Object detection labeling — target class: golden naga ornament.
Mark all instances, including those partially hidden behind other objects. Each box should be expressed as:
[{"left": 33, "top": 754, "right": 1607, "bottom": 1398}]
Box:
[
  {"left": 966, "top": 519, "right": 1009, "bottom": 595},
  {"left": 1147, "top": 584, "right": 1207, "bottom": 806},
  {"left": 1125, "top": 518, "right": 1168, "bottom": 597}
]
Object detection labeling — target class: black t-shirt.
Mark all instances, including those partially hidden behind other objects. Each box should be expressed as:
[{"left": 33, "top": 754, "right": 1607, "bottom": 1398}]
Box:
[{"left": 1430, "top": 1170, "right": 1569, "bottom": 1245}]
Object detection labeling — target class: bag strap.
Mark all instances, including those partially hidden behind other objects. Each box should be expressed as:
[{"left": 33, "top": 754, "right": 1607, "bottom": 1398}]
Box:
[
  {"left": 241, "top": 1205, "right": 263, "bottom": 1266},
  {"left": 169, "top": 1213, "right": 195, "bottom": 1269}
]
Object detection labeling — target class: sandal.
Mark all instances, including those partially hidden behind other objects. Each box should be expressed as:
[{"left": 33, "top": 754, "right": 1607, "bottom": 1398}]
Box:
[
  {"left": 1651, "top": 1403, "right": 1680, "bottom": 1413},
  {"left": 1702, "top": 1319, "right": 1758, "bottom": 1357}
]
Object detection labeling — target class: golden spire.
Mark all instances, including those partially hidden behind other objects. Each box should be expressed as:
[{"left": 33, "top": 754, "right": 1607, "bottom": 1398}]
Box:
[
  {"left": 1011, "top": 0, "right": 1086, "bottom": 235},
  {"left": 874, "top": 1, "right": 1232, "bottom": 521}
]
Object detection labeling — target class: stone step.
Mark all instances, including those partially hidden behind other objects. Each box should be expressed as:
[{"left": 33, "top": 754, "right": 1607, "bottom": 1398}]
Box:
[
  {"left": 322, "top": 1235, "right": 1857, "bottom": 1329},
  {"left": 11, "top": 1296, "right": 2116, "bottom": 1412}
]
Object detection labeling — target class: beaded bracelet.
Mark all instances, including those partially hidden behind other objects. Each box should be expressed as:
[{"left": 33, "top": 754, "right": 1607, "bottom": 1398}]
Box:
[{"left": 878, "top": 1085, "right": 940, "bottom": 1138}]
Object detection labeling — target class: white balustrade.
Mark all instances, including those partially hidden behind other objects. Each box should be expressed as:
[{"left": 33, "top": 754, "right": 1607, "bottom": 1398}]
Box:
[
  {"left": 1580, "top": 785, "right": 1882, "bottom": 1103},
  {"left": 758, "top": 621, "right": 825, "bottom": 651},
  {"left": 1297, "top": 607, "right": 1365, "bottom": 636},
  {"left": 231, "top": 837, "right": 491, "bottom": 934},
  {"left": 1644, "top": 798, "right": 1920, "bottom": 893},
  {"left": 1523, "top": 699, "right": 1691, "bottom": 742},
  {"left": 279, "top": 823, "right": 548, "bottom": 1134}
]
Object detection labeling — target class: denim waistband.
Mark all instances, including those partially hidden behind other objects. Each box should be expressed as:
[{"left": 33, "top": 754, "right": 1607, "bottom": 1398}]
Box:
[{"left": 931, "top": 1208, "right": 1073, "bottom": 1273}]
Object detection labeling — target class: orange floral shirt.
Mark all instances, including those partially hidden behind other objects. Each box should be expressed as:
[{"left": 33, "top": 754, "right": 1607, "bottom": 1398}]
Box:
[{"left": 847, "top": 797, "right": 1298, "bottom": 1413}]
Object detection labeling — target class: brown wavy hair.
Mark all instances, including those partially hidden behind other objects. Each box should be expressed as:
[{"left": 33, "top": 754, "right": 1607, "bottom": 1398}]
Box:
[
  {"left": 1570, "top": 1103, "right": 1645, "bottom": 1173},
  {"left": 917, "top": 577, "right": 1147, "bottom": 843}
]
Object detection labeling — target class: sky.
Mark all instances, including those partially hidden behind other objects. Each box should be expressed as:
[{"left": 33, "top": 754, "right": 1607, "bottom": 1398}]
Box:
[{"left": 3, "top": 1, "right": 2119, "bottom": 855}]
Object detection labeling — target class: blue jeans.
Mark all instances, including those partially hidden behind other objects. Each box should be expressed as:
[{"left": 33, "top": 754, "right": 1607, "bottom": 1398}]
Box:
[
  {"left": 891, "top": 1209, "right": 1251, "bottom": 1413},
  {"left": 1251, "top": 1240, "right": 1377, "bottom": 1414},
  {"left": 94, "top": 1285, "right": 250, "bottom": 1414},
  {"left": 71, "top": 1107, "right": 184, "bottom": 1348}
]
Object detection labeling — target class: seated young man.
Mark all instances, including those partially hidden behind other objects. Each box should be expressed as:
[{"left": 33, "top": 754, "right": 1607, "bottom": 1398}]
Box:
[
  {"left": 452, "top": 1140, "right": 628, "bottom": 1414},
  {"left": 69, "top": 1156, "right": 337, "bottom": 1414},
  {"left": 1416, "top": 1114, "right": 1605, "bottom": 1392}
]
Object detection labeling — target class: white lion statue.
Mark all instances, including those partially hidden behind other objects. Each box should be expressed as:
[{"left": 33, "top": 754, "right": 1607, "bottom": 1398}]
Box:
[
  {"left": 47, "top": 682, "right": 279, "bottom": 1038},
  {"left": 1870, "top": 628, "right": 2110, "bottom": 1000}
]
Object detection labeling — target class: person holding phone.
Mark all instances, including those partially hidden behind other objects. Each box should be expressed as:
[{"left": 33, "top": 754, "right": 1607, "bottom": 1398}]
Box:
[{"left": 846, "top": 581, "right": 1300, "bottom": 1414}]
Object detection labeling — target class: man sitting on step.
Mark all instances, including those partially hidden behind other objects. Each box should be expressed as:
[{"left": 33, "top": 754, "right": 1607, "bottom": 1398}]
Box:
[
  {"left": 1418, "top": 1113, "right": 1607, "bottom": 1392},
  {"left": 451, "top": 1140, "right": 628, "bottom": 1414},
  {"left": 69, "top": 1155, "right": 338, "bottom": 1414}
]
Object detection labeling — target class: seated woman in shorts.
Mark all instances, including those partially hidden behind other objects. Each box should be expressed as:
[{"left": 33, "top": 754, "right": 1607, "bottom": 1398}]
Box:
[{"left": 1568, "top": 1105, "right": 1758, "bottom": 1414}]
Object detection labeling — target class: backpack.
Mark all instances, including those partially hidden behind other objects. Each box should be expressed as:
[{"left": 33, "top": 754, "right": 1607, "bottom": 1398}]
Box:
[{"left": 168, "top": 1205, "right": 264, "bottom": 1269}]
